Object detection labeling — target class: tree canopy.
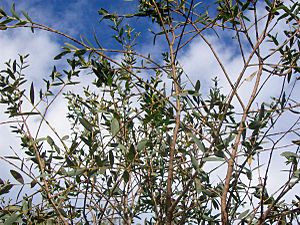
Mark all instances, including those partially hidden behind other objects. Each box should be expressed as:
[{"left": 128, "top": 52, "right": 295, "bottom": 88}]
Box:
[{"left": 0, "top": 0, "right": 300, "bottom": 224}]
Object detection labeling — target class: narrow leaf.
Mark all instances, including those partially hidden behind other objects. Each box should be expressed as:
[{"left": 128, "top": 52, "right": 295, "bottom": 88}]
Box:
[
  {"left": 0, "top": 183, "right": 13, "bottom": 195},
  {"left": 54, "top": 50, "right": 70, "bottom": 60},
  {"left": 137, "top": 139, "right": 147, "bottom": 151},
  {"left": 79, "top": 117, "right": 93, "bottom": 132},
  {"left": 46, "top": 136, "right": 54, "bottom": 146},
  {"left": 245, "top": 71, "right": 257, "bottom": 82},
  {"left": 10, "top": 3, "right": 19, "bottom": 19},
  {"left": 189, "top": 133, "right": 206, "bottom": 152},
  {"left": 195, "top": 80, "right": 200, "bottom": 92},
  {"left": 238, "top": 209, "right": 250, "bottom": 220},
  {"left": 190, "top": 154, "right": 199, "bottom": 170},
  {"left": 4, "top": 213, "right": 20, "bottom": 225},
  {"left": 109, "top": 150, "right": 114, "bottom": 167},
  {"left": 30, "top": 82, "right": 34, "bottom": 105},
  {"left": 22, "top": 10, "right": 32, "bottom": 22},
  {"left": 202, "top": 156, "right": 225, "bottom": 162},
  {"left": 111, "top": 118, "right": 120, "bottom": 136},
  {"left": 292, "top": 140, "right": 300, "bottom": 146},
  {"left": 10, "top": 170, "right": 24, "bottom": 184},
  {"left": 66, "top": 168, "right": 86, "bottom": 176},
  {"left": 123, "top": 170, "right": 129, "bottom": 183},
  {"left": 281, "top": 151, "right": 299, "bottom": 158}
]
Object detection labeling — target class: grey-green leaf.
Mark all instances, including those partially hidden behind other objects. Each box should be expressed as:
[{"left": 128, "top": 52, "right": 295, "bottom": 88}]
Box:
[
  {"left": 4, "top": 213, "right": 20, "bottom": 225},
  {"left": 137, "top": 139, "right": 147, "bottom": 151},
  {"left": 190, "top": 154, "right": 199, "bottom": 170},
  {"left": 202, "top": 156, "right": 225, "bottom": 162},
  {"left": 111, "top": 118, "right": 120, "bottom": 136},
  {"left": 189, "top": 133, "right": 206, "bottom": 152},
  {"left": 46, "top": 136, "right": 54, "bottom": 146},
  {"left": 238, "top": 209, "right": 250, "bottom": 220},
  {"left": 281, "top": 151, "right": 299, "bottom": 159}
]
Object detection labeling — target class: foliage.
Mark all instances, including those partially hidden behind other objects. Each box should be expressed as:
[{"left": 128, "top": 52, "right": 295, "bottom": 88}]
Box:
[{"left": 0, "top": 0, "right": 300, "bottom": 224}]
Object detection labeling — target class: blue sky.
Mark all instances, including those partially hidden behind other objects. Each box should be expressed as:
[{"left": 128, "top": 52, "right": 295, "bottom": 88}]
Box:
[{"left": 0, "top": 0, "right": 299, "bottom": 213}]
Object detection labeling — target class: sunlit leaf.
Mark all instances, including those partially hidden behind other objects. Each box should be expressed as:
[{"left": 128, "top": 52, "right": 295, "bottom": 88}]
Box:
[
  {"left": 4, "top": 213, "right": 20, "bottom": 225},
  {"left": 202, "top": 156, "right": 225, "bottom": 162},
  {"left": 111, "top": 118, "right": 120, "bottom": 136},
  {"left": 238, "top": 209, "right": 250, "bottom": 220},
  {"left": 245, "top": 71, "right": 257, "bottom": 82},
  {"left": 137, "top": 139, "right": 147, "bottom": 151},
  {"left": 281, "top": 151, "right": 299, "bottom": 159}
]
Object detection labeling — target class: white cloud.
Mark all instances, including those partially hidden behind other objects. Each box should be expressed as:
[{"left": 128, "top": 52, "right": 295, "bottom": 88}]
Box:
[
  {"left": 0, "top": 29, "right": 61, "bottom": 81},
  {"left": 0, "top": 28, "right": 62, "bottom": 179}
]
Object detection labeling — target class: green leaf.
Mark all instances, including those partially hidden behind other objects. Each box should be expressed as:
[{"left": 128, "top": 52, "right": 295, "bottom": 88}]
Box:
[
  {"left": 109, "top": 150, "right": 114, "bottom": 167},
  {"left": 10, "top": 3, "right": 19, "bottom": 19},
  {"left": 281, "top": 151, "right": 299, "bottom": 159},
  {"left": 195, "top": 80, "right": 201, "bottom": 92},
  {"left": 123, "top": 170, "right": 129, "bottom": 183},
  {"left": 5, "top": 205, "right": 21, "bottom": 212},
  {"left": 195, "top": 178, "right": 202, "bottom": 193},
  {"left": 98, "top": 8, "right": 109, "bottom": 16},
  {"left": 58, "top": 208, "right": 68, "bottom": 217},
  {"left": 74, "top": 49, "right": 87, "bottom": 57},
  {"left": 111, "top": 186, "right": 122, "bottom": 196},
  {"left": 66, "top": 168, "right": 86, "bottom": 176},
  {"left": 127, "top": 144, "right": 135, "bottom": 161},
  {"left": 190, "top": 154, "right": 199, "bottom": 170},
  {"left": 54, "top": 50, "right": 70, "bottom": 60},
  {"left": 248, "top": 120, "right": 261, "bottom": 130},
  {"left": 15, "top": 20, "right": 27, "bottom": 26},
  {"left": 4, "top": 213, "right": 20, "bottom": 225},
  {"left": 0, "top": 24, "right": 7, "bottom": 30},
  {"left": 61, "top": 135, "right": 69, "bottom": 141},
  {"left": 202, "top": 156, "right": 225, "bottom": 162},
  {"left": 189, "top": 133, "right": 206, "bottom": 152},
  {"left": 242, "top": 1, "right": 250, "bottom": 11},
  {"left": 111, "top": 118, "right": 120, "bottom": 136},
  {"left": 12, "top": 60, "right": 16, "bottom": 73},
  {"left": 292, "top": 140, "right": 300, "bottom": 146},
  {"left": 79, "top": 117, "right": 93, "bottom": 132},
  {"left": 16, "top": 112, "right": 39, "bottom": 116},
  {"left": 224, "top": 133, "right": 235, "bottom": 146},
  {"left": 245, "top": 71, "right": 257, "bottom": 82},
  {"left": 238, "top": 209, "right": 250, "bottom": 220},
  {"left": 0, "top": 18, "right": 13, "bottom": 25},
  {"left": 10, "top": 170, "right": 24, "bottom": 184},
  {"left": 0, "top": 183, "right": 13, "bottom": 195},
  {"left": 258, "top": 103, "right": 265, "bottom": 120},
  {"left": 0, "top": 8, "right": 7, "bottom": 17},
  {"left": 137, "top": 139, "right": 147, "bottom": 151},
  {"left": 30, "top": 179, "right": 37, "bottom": 188},
  {"left": 244, "top": 167, "right": 252, "bottom": 180},
  {"left": 21, "top": 10, "right": 32, "bottom": 22},
  {"left": 46, "top": 136, "right": 55, "bottom": 146},
  {"left": 30, "top": 82, "right": 34, "bottom": 105}
]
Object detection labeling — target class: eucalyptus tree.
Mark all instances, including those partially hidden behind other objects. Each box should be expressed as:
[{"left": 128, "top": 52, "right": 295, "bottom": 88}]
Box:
[{"left": 0, "top": 0, "right": 299, "bottom": 224}]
